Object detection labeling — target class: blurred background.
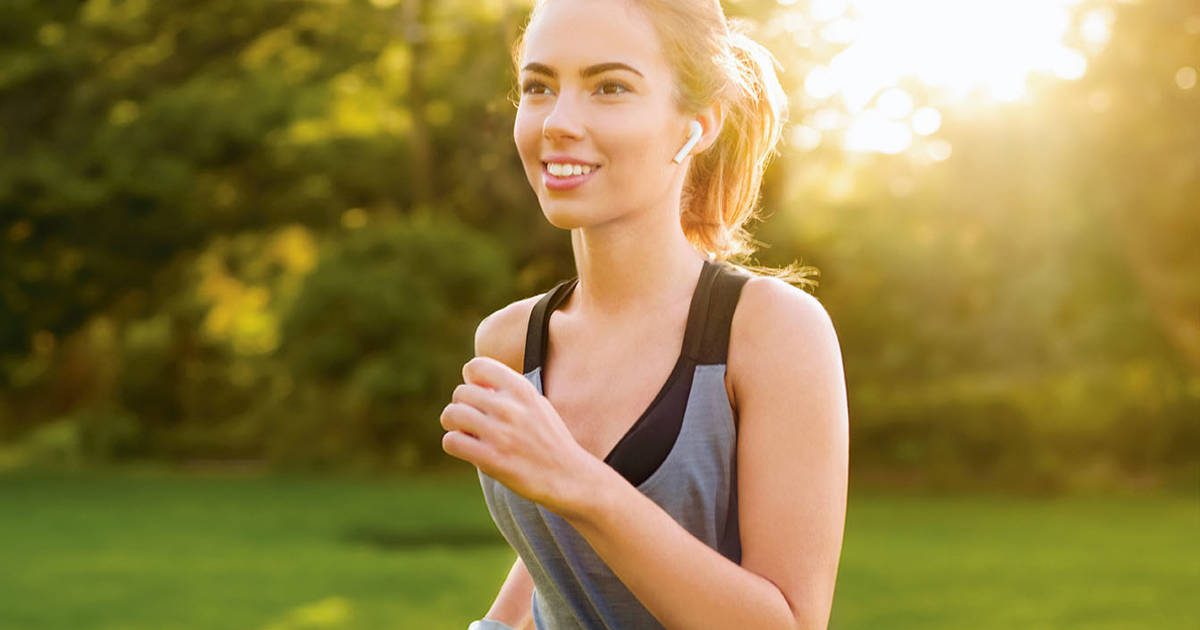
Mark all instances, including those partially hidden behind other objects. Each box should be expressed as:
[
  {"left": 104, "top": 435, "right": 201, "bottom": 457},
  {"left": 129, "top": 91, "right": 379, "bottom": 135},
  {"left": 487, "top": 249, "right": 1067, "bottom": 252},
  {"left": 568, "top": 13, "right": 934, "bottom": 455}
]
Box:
[{"left": 0, "top": 0, "right": 1196, "bottom": 628}]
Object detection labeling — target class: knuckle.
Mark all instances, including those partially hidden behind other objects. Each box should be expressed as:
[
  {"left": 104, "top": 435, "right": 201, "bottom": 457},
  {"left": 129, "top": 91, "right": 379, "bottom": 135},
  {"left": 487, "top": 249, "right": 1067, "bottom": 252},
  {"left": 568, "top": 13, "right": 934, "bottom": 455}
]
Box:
[
  {"left": 492, "top": 429, "right": 513, "bottom": 454},
  {"left": 516, "top": 381, "right": 539, "bottom": 403},
  {"left": 497, "top": 398, "right": 521, "bottom": 422}
]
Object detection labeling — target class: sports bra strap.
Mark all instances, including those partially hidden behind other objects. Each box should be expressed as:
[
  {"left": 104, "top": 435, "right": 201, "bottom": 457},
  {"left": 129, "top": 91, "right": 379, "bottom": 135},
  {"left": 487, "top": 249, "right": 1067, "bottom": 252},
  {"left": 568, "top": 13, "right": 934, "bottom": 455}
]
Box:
[
  {"left": 521, "top": 260, "right": 751, "bottom": 374},
  {"left": 691, "top": 262, "right": 751, "bottom": 365},
  {"left": 523, "top": 277, "right": 578, "bottom": 374}
]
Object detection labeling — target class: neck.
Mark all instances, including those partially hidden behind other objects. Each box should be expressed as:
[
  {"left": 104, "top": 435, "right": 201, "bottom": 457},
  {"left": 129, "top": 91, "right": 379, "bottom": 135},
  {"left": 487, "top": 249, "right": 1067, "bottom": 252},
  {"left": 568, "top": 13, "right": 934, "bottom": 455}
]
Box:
[{"left": 567, "top": 206, "right": 708, "bottom": 321}]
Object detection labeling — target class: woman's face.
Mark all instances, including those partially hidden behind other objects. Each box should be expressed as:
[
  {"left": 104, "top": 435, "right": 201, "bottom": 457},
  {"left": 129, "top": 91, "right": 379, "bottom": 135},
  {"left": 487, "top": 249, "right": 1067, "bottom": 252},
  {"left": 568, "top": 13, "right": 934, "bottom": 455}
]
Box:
[{"left": 513, "top": 0, "right": 690, "bottom": 230}]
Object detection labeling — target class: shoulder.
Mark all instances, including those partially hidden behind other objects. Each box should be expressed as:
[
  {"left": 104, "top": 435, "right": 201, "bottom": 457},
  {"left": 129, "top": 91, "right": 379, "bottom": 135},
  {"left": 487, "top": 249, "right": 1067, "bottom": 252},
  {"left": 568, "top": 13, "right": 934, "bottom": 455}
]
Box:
[
  {"left": 473, "top": 292, "right": 546, "bottom": 373},
  {"left": 734, "top": 275, "right": 836, "bottom": 340},
  {"left": 728, "top": 275, "right": 843, "bottom": 410}
]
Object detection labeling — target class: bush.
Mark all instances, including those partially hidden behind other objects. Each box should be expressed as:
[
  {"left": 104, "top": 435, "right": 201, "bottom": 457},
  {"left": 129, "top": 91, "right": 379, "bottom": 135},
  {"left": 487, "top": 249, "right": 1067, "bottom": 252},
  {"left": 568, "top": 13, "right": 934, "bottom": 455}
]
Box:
[
  {"left": 849, "top": 363, "right": 1199, "bottom": 493},
  {"left": 264, "top": 212, "right": 515, "bottom": 471}
]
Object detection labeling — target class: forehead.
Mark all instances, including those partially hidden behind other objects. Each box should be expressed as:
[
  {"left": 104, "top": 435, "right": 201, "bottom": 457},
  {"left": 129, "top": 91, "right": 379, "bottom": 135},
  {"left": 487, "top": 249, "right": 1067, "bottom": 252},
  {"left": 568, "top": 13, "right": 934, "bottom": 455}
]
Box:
[{"left": 521, "top": 0, "right": 669, "bottom": 78}]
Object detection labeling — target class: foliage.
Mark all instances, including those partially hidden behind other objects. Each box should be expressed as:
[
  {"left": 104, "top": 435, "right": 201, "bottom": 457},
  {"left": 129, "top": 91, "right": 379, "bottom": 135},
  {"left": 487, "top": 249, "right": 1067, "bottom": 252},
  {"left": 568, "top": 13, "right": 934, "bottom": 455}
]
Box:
[
  {"left": 263, "top": 213, "right": 513, "bottom": 471},
  {"left": 0, "top": 0, "right": 1194, "bottom": 487}
]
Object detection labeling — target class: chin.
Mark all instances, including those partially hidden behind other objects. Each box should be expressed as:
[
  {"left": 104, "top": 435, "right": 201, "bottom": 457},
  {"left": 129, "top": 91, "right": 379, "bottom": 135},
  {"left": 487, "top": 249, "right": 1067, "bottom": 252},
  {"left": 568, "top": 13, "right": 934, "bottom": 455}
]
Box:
[{"left": 540, "top": 204, "right": 592, "bottom": 230}]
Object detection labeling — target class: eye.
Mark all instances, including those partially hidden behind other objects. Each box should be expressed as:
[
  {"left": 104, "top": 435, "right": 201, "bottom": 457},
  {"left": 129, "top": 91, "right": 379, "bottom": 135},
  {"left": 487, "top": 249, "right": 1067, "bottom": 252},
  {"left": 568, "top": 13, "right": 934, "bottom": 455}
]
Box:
[
  {"left": 597, "top": 81, "right": 630, "bottom": 96},
  {"left": 521, "top": 80, "right": 552, "bottom": 96}
]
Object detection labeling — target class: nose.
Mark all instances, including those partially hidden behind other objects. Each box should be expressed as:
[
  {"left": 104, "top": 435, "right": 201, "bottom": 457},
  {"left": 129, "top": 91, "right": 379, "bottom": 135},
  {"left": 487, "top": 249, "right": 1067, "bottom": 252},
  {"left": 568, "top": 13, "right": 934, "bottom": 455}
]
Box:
[{"left": 542, "top": 92, "right": 585, "bottom": 142}]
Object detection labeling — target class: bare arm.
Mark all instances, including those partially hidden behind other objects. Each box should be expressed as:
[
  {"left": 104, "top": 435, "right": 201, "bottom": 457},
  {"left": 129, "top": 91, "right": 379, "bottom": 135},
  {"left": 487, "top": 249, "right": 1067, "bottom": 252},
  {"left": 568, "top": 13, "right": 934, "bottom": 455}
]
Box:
[
  {"left": 473, "top": 300, "right": 542, "bottom": 630},
  {"left": 482, "top": 556, "right": 535, "bottom": 630}
]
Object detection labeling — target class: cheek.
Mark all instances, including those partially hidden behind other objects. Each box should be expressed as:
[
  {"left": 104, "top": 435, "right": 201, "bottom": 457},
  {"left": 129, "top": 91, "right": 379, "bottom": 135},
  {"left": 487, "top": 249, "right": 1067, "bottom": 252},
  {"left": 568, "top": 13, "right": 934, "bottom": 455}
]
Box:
[
  {"left": 513, "top": 109, "right": 541, "bottom": 160},
  {"left": 597, "top": 118, "right": 668, "bottom": 174}
]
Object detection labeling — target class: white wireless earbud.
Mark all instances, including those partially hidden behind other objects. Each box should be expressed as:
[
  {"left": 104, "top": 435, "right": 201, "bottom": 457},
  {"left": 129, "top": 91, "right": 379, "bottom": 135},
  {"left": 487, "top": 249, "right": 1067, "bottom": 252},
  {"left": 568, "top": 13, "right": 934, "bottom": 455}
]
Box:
[{"left": 672, "top": 120, "right": 704, "bottom": 164}]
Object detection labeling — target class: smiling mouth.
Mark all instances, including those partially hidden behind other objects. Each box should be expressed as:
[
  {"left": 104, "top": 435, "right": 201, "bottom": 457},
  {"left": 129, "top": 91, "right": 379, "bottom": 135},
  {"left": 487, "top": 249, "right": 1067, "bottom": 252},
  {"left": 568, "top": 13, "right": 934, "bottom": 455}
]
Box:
[{"left": 542, "top": 162, "right": 601, "bottom": 178}]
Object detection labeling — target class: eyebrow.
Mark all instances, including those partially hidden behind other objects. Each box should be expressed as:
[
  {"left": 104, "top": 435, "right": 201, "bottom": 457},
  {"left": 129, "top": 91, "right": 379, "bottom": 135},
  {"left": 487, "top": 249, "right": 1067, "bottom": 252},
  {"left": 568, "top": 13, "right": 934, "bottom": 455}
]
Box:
[{"left": 520, "top": 61, "right": 644, "bottom": 79}]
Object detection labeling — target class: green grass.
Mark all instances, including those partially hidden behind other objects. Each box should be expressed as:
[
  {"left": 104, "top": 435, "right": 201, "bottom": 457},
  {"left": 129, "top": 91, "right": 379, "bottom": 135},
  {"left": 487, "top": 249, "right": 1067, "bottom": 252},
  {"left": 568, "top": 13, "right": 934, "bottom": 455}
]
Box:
[{"left": 0, "top": 466, "right": 1195, "bottom": 629}]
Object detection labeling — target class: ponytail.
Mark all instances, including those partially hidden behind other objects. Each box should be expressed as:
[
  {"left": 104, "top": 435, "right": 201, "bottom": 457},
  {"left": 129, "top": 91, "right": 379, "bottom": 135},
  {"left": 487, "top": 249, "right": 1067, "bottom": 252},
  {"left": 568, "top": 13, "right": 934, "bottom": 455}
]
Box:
[{"left": 682, "top": 18, "right": 817, "bottom": 288}]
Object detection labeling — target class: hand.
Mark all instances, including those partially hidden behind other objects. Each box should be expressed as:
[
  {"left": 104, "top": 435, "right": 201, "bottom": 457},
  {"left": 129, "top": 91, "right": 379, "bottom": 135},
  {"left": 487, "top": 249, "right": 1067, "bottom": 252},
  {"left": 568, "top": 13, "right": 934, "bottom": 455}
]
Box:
[{"left": 441, "top": 356, "right": 601, "bottom": 518}]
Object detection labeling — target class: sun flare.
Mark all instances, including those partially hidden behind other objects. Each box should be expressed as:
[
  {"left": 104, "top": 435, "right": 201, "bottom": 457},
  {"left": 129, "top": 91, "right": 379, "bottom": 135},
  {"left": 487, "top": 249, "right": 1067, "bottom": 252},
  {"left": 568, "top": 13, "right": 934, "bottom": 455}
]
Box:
[{"left": 781, "top": 0, "right": 1116, "bottom": 155}]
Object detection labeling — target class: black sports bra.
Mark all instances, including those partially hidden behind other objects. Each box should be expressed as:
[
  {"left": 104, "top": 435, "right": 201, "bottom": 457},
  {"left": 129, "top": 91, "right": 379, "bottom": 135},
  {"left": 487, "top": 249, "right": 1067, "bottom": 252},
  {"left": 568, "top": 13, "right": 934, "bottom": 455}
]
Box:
[{"left": 522, "top": 258, "right": 750, "bottom": 486}]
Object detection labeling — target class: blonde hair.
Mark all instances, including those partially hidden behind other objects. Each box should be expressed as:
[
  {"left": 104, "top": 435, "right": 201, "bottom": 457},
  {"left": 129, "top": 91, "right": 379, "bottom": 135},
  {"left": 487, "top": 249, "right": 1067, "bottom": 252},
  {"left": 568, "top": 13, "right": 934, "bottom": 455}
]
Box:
[{"left": 512, "top": 0, "right": 818, "bottom": 289}]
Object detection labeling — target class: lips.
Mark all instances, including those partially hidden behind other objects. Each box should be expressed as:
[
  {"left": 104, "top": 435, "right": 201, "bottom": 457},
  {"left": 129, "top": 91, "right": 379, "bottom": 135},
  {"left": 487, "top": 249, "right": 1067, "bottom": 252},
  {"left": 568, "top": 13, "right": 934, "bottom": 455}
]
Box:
[{"left": 541, "top": 162, "right": 601, "bottom": 191}]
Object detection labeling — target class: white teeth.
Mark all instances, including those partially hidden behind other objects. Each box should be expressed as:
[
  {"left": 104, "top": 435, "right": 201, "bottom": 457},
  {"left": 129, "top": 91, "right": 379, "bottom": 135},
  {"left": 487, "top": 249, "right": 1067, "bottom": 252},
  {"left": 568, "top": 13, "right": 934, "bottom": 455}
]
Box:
[{"left": 546, "top": 162, "right": 594, "bottom": 177}]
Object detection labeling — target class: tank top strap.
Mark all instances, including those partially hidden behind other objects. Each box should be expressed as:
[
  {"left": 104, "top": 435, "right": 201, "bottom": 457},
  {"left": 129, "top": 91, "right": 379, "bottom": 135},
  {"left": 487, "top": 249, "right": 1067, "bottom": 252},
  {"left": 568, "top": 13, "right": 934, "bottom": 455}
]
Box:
[
  {"left": 678, "top": 259, "right": 719, "bottom": 362},
  {"left": 684, "top": 261, "right": 752, "bottom": 365},
  {"left": 523, "top": 276, "right": 579, "bottom": 374},
  {"left": 523, "top": 259, "right": 748, "bottom": 373}
]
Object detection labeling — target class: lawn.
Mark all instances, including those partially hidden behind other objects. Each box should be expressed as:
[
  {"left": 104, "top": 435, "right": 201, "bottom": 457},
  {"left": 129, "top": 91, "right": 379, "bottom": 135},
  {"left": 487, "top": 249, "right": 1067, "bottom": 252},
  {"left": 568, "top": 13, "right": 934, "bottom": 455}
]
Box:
[{"left": 0, "top": 466, "right": 1194, "bottom": 629}]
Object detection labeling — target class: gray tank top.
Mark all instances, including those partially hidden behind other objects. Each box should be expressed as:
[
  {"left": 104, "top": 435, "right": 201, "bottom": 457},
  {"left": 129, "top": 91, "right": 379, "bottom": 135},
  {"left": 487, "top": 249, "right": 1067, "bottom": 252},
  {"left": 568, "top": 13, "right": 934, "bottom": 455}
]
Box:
[{"left": 477, "top": 258, "right": 751, "bottom": 629}]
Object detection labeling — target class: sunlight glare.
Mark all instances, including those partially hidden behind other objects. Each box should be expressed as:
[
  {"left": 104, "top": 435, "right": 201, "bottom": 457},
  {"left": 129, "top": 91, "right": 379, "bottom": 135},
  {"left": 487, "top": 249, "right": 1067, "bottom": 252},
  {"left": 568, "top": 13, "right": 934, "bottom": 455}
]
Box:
[
  {"left": 1079, "top": 8, "right": 1114, "bottom": 49},
  {"left": 845, "top": 110, "right": 911, "bottom": 155},
  {"left": 911, "top": 107, "right": 942, "bottom": 136},
  {"left": 789, "top": 125, "right": 823, "bottom": 151},
  {"left": 796, "top": 0, "right": 1110, "bottom": 155},
  {"left": 876, "top": 87, "right": 914, "bottom": 119},
  {"left": 838, "top": 0, "right": 1083, "bottom": 103},
  {"left": 1176, "top": 67, "right": 1198, "bottom": 91},
  {"left": 809, "top": 0, "right": 849, "bottom": 22}
]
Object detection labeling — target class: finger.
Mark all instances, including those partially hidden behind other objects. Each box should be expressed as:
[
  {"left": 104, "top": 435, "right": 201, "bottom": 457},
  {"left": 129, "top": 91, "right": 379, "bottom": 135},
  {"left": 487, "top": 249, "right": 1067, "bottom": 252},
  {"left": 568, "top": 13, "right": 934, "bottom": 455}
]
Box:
[
  {"left": 440, "top": 401, "right": 495, "bottom": 439},
  {"left": 442, "top": 430, "right": 497, "bottom": 469},
  {"left": 452, "top": 383, "right": 521, "bottom": 421},
  {"left": 463, "top": 356, "right": 534, "bottom": 399},
  {"left": 451, "top": 383, "right": 496, "bottom": 412}
]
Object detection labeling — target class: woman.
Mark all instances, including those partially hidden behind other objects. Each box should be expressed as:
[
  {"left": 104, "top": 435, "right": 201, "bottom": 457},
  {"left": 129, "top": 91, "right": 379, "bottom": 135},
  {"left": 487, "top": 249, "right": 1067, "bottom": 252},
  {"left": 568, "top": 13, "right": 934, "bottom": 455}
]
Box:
[{"left": 439, "top": 0, "right": 848, "bottom": 628}]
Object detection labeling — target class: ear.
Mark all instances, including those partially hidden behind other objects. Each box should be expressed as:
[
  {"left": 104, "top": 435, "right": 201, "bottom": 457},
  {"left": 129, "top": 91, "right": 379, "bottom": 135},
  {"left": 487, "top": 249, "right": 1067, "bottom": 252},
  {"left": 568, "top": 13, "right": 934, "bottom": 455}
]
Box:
[{"left": 695, "top": 101, "right": 724, "bottom": 153}]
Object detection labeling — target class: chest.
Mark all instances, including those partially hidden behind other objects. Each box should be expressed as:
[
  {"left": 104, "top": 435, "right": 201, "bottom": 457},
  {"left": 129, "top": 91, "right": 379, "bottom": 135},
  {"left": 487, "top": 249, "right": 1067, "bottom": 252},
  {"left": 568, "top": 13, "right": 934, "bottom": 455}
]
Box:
[{"left": 539, "top": 325, "right": 738, "bottom": 462}]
